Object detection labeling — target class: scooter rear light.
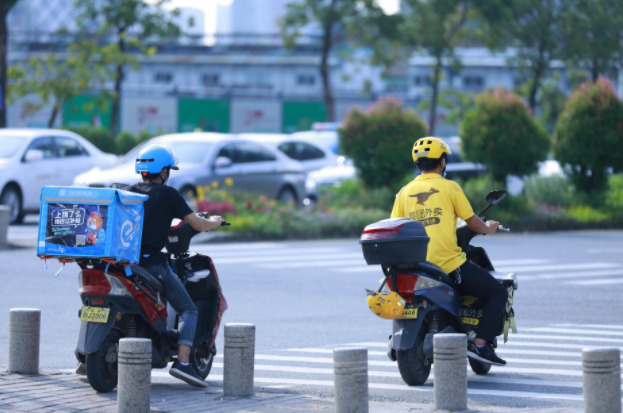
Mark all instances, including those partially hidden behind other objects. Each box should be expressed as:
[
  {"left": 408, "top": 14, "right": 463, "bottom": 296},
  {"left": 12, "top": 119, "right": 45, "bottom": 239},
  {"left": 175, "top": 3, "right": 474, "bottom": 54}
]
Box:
[
  {"left": 395, "top": 273, "right": 419, "bottom": 296},
  {"left": 360, "top": 224, "right": 404, "bottom": 240},
  {"left": 79, "top": 270, "right": 111, "bottom": 297}
]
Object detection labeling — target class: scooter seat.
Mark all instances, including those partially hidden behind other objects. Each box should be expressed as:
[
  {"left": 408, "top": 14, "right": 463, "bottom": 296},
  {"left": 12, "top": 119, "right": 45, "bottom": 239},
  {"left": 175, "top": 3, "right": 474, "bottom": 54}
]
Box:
[{"left": 130, "top": 265, "right": 163, "bottom": 292}]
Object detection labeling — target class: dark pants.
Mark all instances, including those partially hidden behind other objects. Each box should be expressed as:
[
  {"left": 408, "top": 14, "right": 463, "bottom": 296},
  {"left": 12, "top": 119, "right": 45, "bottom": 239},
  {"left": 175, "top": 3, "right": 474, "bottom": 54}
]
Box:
[{"left": 450, "top": 260, "right": 507, "bottom": 342}]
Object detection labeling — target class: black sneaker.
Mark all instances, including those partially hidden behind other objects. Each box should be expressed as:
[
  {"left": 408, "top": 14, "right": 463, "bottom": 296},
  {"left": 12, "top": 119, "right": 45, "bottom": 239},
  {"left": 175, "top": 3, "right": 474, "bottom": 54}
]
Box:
[
  {"left": 169, "top": 360, "right": 208, "bottom": 388},
  {"left": 467, "top": 342, "right": 506, "bottom": 366}
]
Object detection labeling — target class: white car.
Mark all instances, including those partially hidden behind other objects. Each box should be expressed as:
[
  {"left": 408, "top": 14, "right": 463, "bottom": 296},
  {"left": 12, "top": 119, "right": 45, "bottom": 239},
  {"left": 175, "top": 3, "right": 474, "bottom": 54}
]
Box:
[
  {"left": 73, "top": 132, "right": 307, "bottom": 205},
  {"left": 238, "top": 133, "right": 339, "bottom": 173},
  {"left": 0, "top": 128, "right": 118, "bottom": 224}
]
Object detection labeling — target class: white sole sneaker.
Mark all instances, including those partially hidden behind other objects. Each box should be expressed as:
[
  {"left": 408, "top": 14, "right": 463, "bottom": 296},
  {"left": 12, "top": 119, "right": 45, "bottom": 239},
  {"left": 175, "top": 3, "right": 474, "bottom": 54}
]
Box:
[{"left": 169, "top": 366, "right": 208, "bottom": 388}]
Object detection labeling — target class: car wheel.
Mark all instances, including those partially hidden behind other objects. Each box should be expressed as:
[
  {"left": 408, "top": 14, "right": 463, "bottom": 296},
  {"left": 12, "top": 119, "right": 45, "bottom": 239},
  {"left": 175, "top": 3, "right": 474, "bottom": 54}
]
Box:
[
  {"left": 180, "top": 185, "right": 197, "bottom": 202},
  {"left": 0, "top": 185, "right": 24, "bottom": 224},
  {"left": 277, "top": 187, "right": 297, "bottom": 204}
]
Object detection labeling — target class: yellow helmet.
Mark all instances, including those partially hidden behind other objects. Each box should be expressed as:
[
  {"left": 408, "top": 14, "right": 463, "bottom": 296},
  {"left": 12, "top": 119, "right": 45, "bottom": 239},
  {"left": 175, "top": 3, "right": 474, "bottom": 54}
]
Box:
[
  {"left": 412, "top": 137, "right": 451, "bottom": 162},
  {"left": 366, "top": 290, "right": 406, "bottom": 319}
]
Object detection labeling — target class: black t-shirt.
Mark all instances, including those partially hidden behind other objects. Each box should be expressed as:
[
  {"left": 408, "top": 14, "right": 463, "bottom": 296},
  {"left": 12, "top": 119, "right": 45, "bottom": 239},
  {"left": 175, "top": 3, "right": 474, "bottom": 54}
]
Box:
[{"left": 127, "top": 182, "right": 193, "bottom": 265}]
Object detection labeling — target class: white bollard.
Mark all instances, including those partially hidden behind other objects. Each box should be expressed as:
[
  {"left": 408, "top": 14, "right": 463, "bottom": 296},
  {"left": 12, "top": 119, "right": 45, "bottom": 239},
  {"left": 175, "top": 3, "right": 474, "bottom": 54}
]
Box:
[
  {"left": 0, "top": 205, "right": 9, "bottom": 246},
  {"left": 434, "top": 333, "right": 467, "bottom": 411},
  {"left": 117, "top": 338, "right": 152, "bottom": 413},
  {"left": 223, "top": 323, "right": 255, "bottom": 397},
  {"left": 333, "top": 347, "right": 369, "bottom": 413},
  {"left": 582, "top": 347, "right": 621, "bottom": 413},
  {"left": 8, "top": 308, "right": 40, "bottom": 374}
]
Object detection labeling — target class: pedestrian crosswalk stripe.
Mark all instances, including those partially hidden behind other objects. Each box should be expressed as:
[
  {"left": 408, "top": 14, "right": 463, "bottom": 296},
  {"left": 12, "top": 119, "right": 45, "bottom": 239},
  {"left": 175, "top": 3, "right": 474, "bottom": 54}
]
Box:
[
  {"left": 554, "top": 323, "right": 623, "bottom": 330},
  {"left": 351, "top": 341, "right": 623, "bottom": 351},
  {"left": 567, "top": 278, "right": 623, "bottom": 285},
  {"left": 496, "top": 262, "right": 617, "bottom": 273},
  {"left": 520, "top": 268, "right": 623, "bottom": 281},
  {"left": 523, "top": 327, "right": 623, "bottom": 337}
]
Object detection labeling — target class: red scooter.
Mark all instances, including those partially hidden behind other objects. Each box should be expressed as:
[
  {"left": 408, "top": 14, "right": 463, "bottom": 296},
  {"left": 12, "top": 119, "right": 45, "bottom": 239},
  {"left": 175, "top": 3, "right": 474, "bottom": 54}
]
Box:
[{"left": 73, "top": 213, "right": 228, "bottom": 392}]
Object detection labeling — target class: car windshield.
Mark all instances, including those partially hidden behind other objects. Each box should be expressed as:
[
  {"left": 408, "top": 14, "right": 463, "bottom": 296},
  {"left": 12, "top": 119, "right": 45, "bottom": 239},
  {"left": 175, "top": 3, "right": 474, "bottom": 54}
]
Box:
[
  {"left": 120, "top": 140, "right": 212, "bottom": 165},
  {"left": 0, "top": 136, "right": 27, "bottom": 159}
]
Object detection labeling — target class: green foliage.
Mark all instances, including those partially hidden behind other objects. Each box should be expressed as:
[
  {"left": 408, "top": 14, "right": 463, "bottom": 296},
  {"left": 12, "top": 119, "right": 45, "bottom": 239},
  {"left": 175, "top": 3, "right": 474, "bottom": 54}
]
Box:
[
  {"left": 65, "top": 125, "right": 151, "bottom": 155},
  {"left": 318, "top": 180, "right": 395, "bottom": 211},
  {"left": 460, "top": 87, "right": 550, "bottom": 183},
  {"left": 460, "top": 175, "right": 530, "bottom": 224},
  {"left": 523, "top": 175, "right": 575, "bottom": 208},
  {"left": 605, "top": 174, "right": 623, "bottom": 220},
  {"left": 340, "top": 98, "right": 427, "bottom": 192},
  {"left": 565, "top": 205, "right": 609, "bottom": 223},
  {"left": 553, "top": 77, "right": 623, "bottom": 198}
]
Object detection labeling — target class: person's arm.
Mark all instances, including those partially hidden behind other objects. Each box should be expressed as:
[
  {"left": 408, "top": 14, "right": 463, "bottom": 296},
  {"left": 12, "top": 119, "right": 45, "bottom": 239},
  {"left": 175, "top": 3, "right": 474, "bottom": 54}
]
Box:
[
  {"left": 184, "top": 212, "right": 223, "bottom": 232},
  {"left": 464, "top": 215, "right": 499, "bottom": 235}
]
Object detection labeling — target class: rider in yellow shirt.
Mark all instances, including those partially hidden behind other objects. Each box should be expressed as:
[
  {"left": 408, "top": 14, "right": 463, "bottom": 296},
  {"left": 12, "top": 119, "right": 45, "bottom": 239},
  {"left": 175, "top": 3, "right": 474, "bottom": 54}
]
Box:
[{"left": 391, "top": 137, "right": 507, "bottom": 366}]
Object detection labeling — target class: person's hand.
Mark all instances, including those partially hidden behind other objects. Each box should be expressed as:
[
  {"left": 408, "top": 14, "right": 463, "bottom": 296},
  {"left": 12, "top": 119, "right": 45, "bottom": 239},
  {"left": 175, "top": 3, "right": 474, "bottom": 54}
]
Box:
[
  {"left": 485, "top": 219, "right": 499, "bottom": 234},
  {"left": 208, "top": 215, "right": 223, "bottom": 229}
]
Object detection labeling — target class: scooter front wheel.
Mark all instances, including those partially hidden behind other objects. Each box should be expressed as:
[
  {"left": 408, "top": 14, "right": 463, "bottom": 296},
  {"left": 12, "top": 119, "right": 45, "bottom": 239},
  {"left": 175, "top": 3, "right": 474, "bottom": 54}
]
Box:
[
  {"left": 191, "top": 344, "right": 215, "bottom": 379},
  {"left": 469, "top": 357, "right": 492, "bottom": 375},
  {"left": 396, "top": 338, "right": 431, "bottom": 386},
  {"left": 86, "top": 330, "right": 122, "bottom": 393}
]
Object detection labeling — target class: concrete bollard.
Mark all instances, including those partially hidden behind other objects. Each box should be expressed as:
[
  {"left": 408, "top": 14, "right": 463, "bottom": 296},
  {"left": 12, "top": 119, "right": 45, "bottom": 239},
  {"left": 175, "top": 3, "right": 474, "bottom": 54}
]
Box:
[
  {"left": 434, "top": 333, "right": 467, "bottom": 411},
  {"left": 223, "top": 323, "right": 255, "bottom": 397},
  {"left": 582, "top": 347, "right": 621, "bottom": 413},
  {"left": 117, "top": 338, "right": 152, "bottom": 413},
  {"left": 0, "top": 205, "right": 9, "bottom": 246},
  {"left": 333, "top": 347, "right": 369, "bottom": 413},
  {"left": 8, "top": 308, "right": 40, "bottom": 374}
]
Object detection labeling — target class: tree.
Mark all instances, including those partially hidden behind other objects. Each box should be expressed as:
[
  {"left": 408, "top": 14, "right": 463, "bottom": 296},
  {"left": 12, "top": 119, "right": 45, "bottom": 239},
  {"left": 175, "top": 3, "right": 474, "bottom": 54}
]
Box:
[
  {"left": 73, "top": 0, "right": 181, "bottom": 136},
  {"left": 460, "top": 88, "right": 550, "bottom": 183},
  {"left": 280, "top": 0, "right": 400, "bottom": 122},
  {"left": 8, "top": 40, "right": 107, "bottom": 127},
  {"left": 560, "top": 0, "right": 623, "bottom": 82},
  {"left": 487, "top": 0, "right": 563, "bottom": 113},
  {"left": 553, "top": 78, "right": 623, "bottom": 199},
  {"left": 0, "top": 0, "right": 19, "bottom": 127},
  {"left": 340, "top": 98, "right": 427, "bottom": 192},
  {"left": 398, "top": 0, "right": 472, "bottom": 135}
]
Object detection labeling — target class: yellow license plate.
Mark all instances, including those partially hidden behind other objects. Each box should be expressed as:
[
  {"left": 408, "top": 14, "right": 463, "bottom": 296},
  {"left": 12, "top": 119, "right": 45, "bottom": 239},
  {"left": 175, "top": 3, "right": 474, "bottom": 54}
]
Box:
[
  {"left": 461, "top": 317, "right": 479, "bottom": 326},
  {"left": 399, "top": 307, "right": 418, "bottom": 319},
  {"left": 80, "top": 306, "right": 110, "bottom": 323}
]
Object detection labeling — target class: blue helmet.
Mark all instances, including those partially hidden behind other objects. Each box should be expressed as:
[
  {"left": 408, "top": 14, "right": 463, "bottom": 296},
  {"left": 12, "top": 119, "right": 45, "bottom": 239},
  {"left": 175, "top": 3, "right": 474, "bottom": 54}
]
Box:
[{"left": 135, "top": 145, "right": 179, "bottom": 174}]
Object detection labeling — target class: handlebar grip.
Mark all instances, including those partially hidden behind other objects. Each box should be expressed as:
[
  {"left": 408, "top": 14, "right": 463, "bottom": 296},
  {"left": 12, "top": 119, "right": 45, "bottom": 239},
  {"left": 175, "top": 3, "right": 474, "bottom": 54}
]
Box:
[
  {"left": 497, "top": 224, "right": 510, "bottom": 232},
  {"left": 221, "top": 220, "right": 231, "bottom": 226}
]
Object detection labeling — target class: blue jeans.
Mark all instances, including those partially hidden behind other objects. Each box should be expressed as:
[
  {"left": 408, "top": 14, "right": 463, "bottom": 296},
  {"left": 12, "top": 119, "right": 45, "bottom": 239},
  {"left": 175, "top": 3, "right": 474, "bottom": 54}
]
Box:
[{"left": 144, "top": 263, "right": 198, "bottom": 347}]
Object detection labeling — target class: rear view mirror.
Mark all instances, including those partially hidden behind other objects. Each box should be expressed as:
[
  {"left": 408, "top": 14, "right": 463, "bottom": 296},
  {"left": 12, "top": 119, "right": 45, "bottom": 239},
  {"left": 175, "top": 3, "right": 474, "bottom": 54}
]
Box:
[
  {"left": 485, "top": 190, "right": 507, "bottom": 205},
  {"left": 24, "top": 149, "right": 45, "bottom": 162},
  {"left": 214, "top": 156, "right": 233, "bottom": 168}
]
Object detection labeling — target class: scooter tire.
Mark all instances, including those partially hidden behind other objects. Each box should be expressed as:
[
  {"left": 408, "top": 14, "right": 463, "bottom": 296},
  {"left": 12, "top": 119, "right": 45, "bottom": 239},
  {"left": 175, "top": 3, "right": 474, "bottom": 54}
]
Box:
[
  {"left": 191, "top": 344, "right": 215, "bottom": 379},
  {"left": 396, "top": 338, "right": 431, "bottom": 386},
  {"left": 469, "top": 357, "right": 492, "bottom": 375},
  {"left": 86, "top": 330, "right": 121, "bottom": 393}
]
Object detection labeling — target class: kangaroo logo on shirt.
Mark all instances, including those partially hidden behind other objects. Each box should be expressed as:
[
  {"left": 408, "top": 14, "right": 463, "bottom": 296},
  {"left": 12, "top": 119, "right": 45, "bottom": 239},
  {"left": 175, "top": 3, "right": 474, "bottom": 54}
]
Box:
[{"left": 409, "top": 188, "right": 439, "bottom": 205}]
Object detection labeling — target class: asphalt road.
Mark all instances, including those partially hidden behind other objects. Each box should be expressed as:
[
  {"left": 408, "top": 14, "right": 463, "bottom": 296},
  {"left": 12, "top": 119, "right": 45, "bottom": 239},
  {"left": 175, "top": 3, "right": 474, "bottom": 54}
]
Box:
[{"left": 1, "top": 221, "right": 622, "bottom": 410}]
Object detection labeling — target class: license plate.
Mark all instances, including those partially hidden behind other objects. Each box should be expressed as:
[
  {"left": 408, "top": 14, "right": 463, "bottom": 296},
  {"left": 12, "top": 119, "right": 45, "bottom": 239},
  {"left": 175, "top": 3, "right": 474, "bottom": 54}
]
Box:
[
  {"left": 461, "top": 317, "right": 479, "bottom": 326},
  {"left": 399, "top": 307, "right": 418, "bottom": 319},
  {"left": 80, "top": 306, "right": 110, "bottom": 323}
]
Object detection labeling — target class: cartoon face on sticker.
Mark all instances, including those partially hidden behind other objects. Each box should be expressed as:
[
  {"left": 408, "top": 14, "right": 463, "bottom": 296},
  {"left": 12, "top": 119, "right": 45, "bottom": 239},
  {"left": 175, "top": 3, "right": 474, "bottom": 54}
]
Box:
[{"left": 86, "top": 211, "right": 105, "bottom": 245}]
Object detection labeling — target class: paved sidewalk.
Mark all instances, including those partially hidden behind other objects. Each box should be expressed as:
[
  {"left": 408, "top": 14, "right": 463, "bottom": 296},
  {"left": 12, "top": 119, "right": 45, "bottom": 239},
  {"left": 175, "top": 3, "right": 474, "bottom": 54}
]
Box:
[{"left": 0, "top": 367, "right": 582, "bottom": 413}]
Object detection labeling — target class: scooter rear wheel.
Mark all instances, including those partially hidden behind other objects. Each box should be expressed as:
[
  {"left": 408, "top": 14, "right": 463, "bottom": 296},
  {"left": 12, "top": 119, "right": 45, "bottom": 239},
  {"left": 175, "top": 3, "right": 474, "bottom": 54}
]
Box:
[
  {"left": 86, "top": 330, "right": 121, "bottom": 393},
  {"left": 396, "top": 338, "right": 431, "bottom": 386}
]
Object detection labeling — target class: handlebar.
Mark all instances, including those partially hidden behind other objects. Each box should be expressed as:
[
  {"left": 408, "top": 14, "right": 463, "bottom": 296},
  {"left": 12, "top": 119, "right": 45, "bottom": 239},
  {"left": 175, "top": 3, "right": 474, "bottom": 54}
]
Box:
[
  {"left": 196, "top": 212, "right": 231, "bottom": 227},
  {"left": 497, "top": 224, "right": 510, "bottom": 232}
]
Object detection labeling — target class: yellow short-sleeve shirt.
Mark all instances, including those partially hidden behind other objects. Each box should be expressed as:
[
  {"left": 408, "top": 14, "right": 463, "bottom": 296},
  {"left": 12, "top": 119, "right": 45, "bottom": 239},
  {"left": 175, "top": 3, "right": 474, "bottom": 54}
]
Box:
[{"left": 390, "top": 173, "right": 475, "bottom": 273}]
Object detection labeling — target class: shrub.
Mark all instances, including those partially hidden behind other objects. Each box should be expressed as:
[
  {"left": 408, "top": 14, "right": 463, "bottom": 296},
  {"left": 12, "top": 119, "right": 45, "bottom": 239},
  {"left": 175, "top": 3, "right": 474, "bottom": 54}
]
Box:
[
  {"left": 565, "top": 205, "right": 609, "bottom": 223},
  {"left": 460, "top": 88, "right": 551, "bottom": 183},
  {"left": 340, "top": 98, "right": 428, "bottom": 193},
  {"left": 66, "top": 125, "right": 117, "bottom": 154},
  {"left": 523, "top": 175, "right": 575, "bottom": 208},
  {"left": 605, "top": 174, "right": 623, "bottom": 220},
  {"left": 553, "top": 77, "right": 623, "bottom": 199}
]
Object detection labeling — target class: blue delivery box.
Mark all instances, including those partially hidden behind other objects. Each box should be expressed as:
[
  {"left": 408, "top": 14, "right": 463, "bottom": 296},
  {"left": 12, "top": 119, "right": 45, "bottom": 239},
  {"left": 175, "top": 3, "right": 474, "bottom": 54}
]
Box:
[{"left": 37, "top": 186, "right": 148, "bottom": 264}]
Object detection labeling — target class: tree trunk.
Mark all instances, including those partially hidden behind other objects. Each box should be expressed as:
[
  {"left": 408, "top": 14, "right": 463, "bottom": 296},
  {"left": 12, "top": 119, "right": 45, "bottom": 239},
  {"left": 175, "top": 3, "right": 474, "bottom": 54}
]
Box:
[
  {"left": 48, "top": 99, "right": 60, "bottom": 128},
  {"left": 0, "top": 7, "right": 8, "bottom": 128},
  {"left": 111, "top": 28, "right": 126, "bottom": 137},
  {"left": 428, "top": 58, "right": 442, "bottom": 135},
  {"left": 320, "top": 4, "right": 335, "bottom": 123}
]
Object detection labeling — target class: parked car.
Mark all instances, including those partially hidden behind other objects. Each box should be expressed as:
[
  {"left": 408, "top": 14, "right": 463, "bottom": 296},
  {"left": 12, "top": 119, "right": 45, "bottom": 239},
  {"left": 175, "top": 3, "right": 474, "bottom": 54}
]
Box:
[
  {"left": 444, "top": 136, "right": 487, "bottom": 179},
  {"left": 290, "top": 129, "right": 340, "bottom": 154},
  {"left": 0, "top": 128, "right": 118, "bottom": 224},
  {"left": 238, "top": 133, "right": 339, "bottom": 172},
  {"left": 73, "top": 132, "right": 307, "bottom": 205},
  {"left": 304, "top": 157, "right": 357, "bottom": 203}
]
